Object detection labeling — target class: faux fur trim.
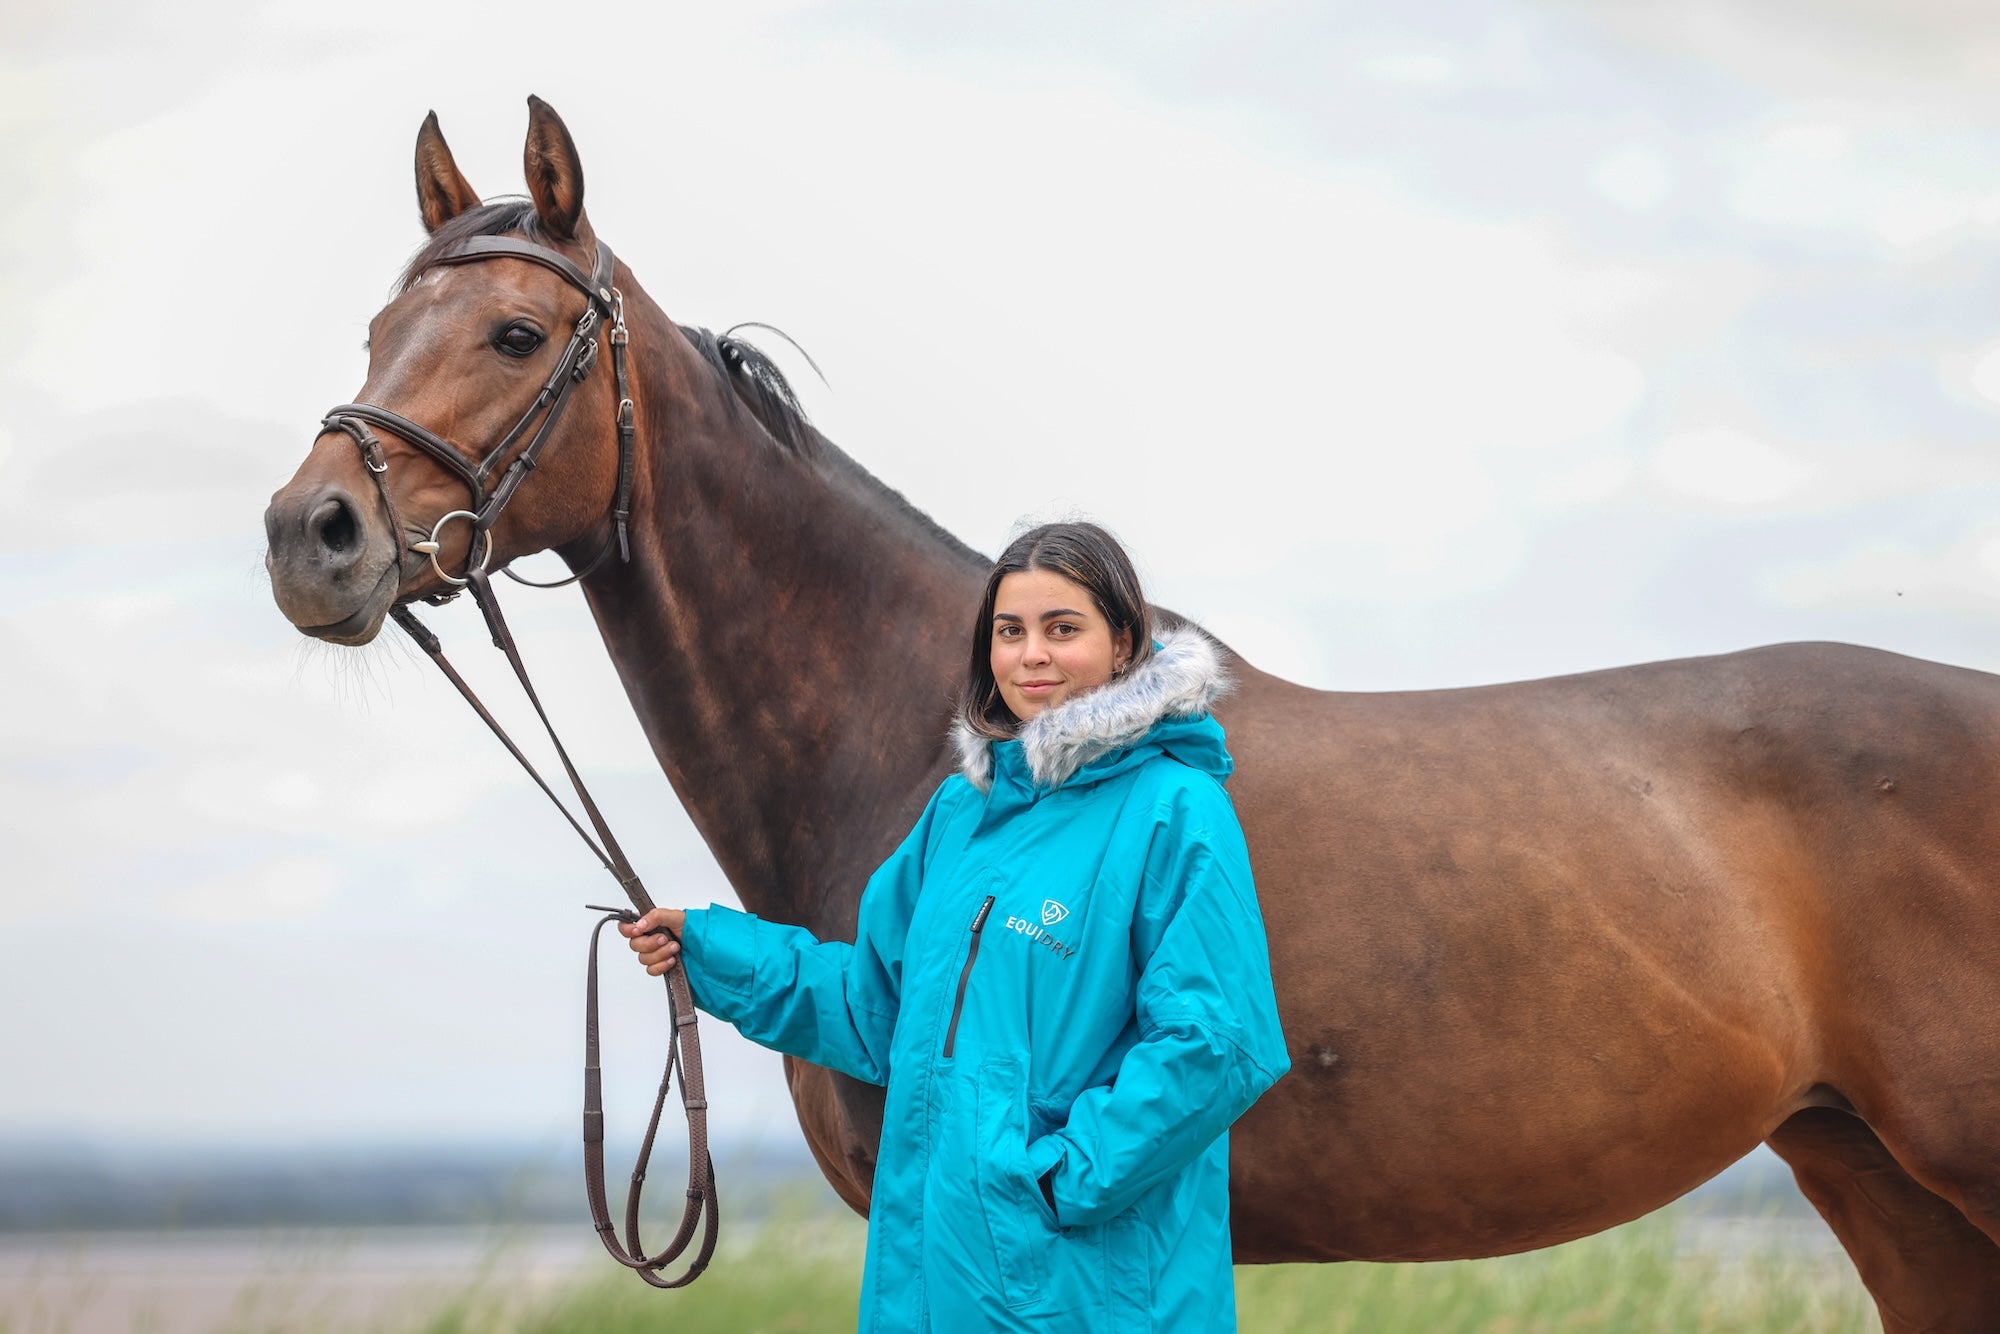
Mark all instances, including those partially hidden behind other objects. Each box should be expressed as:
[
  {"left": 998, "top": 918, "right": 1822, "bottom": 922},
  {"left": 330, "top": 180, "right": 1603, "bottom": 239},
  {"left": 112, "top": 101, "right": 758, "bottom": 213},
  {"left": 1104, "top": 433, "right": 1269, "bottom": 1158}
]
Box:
[{"left": 952, "top": 625, "right": 1232, "bottom": 793}]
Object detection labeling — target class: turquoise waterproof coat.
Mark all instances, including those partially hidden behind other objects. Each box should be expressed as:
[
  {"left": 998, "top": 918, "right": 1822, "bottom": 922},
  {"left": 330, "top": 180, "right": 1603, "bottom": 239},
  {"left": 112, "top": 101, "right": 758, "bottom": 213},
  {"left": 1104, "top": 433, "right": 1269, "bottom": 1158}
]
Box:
[{"left": 680, "top": 627, "right": 1290, "bottom": 1332}]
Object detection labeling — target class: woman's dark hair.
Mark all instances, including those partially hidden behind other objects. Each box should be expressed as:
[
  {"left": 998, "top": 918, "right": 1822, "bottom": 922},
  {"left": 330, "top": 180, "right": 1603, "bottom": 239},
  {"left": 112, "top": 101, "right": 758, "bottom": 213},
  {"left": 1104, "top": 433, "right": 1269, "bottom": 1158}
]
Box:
[{"left": 958, "top": 521, "right": 1154, "bottom": 740}]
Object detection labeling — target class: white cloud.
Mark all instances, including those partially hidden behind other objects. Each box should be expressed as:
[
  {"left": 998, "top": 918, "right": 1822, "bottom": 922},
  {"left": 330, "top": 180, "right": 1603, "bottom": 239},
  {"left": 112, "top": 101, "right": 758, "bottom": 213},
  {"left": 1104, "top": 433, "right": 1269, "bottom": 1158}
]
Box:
[
  {"left": 1594, "top": 145, "right": 1674, "bottom": 212},
  {"left": 263, "top": 771, "right": 322, "bottom": 813},
  {"left": 1721, "top": 107, "right": 2000, "bottom": 252},
  {"left": 1567, "top": 4, "right": 2000, "bottom": 109},
  {"left": 1534, "top": 451, "right": 1637, "bottom": 510},
  {"left": 163, "top": 854, "right": 342, "bottom": 923},
  {"left": 1360, "top": 52, "right": 1458, "bottom": 87},
  {"left": 1765, "top": 121, "right": 1850, "bottom": 161},
  {"left": 1763, "top": 527, "right": 2000, "bottom": 612},
  {"left": 1197, "top": 610, "right": 1325, "bottom": 685},
  {"left": 1871, "top": 190, "right": 1977, "bottom": 248},
  {"left": 1650, "top": 426, "right": 1814, "bottom": 508},
  {"left": 1962, "top": 341, "right": 2000, "bottom": 408}
]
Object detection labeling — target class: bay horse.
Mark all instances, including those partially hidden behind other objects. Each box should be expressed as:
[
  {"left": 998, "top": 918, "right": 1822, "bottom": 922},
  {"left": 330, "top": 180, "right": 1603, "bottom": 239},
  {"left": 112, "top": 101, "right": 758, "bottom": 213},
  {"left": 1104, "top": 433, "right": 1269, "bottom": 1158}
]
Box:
[{"left": 264, "top": 98, "right": 2000, "bottom": 1331}]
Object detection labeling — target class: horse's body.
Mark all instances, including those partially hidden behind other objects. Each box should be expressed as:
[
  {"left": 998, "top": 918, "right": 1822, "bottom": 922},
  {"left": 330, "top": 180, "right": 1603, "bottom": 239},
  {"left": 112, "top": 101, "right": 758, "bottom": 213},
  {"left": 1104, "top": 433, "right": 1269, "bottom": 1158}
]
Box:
[{"left": 265, "top": 101, "right": 2000, "bottom": 1330}]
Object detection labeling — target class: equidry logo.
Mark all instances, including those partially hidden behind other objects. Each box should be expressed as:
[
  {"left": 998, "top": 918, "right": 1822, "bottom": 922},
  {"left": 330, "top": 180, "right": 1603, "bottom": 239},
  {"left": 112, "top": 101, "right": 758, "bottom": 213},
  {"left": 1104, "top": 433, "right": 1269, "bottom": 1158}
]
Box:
[{"left": 1006, "top": 906, "right": 1078, "bottom": 961}]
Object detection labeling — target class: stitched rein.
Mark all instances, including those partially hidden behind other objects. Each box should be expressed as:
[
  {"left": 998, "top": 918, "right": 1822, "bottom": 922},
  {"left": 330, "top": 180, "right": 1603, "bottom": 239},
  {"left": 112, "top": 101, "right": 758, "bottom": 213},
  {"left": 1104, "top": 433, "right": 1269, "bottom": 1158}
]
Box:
[{"left": 315, "top": 235, "right": 718, "bottom": 1288}]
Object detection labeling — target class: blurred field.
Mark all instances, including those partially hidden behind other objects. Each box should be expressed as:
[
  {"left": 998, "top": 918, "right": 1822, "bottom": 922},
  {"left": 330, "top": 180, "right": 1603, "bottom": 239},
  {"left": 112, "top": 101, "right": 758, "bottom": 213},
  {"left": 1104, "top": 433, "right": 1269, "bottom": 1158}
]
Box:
[
  {"left": 1230, "top": 1220, "right": 1874, "bottom": 1334},
  {"left": 0, "top": 1206, "right": 1876, "bottom": 1334},
  {"left": 399, "top": 1214, "right": 1873, "bottom": 1334},
  {"left": 5, "top": 1143, "right": 1876, "bottom": 1334}
]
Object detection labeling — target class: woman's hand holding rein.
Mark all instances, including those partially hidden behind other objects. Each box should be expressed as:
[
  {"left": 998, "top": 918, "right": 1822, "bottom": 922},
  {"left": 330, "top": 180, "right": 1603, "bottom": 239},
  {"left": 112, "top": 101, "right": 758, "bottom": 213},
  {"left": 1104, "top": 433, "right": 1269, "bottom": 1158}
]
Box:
[{"left": 621, "top": 907, "right": 686, "bottom": 975}]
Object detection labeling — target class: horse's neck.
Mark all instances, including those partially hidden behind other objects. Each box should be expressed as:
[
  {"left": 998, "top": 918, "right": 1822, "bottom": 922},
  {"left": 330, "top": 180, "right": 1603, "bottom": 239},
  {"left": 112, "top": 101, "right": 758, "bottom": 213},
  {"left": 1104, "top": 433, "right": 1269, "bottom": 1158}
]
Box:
[{"left": 581, "top": 311, "right": 985, "bottom": 935}]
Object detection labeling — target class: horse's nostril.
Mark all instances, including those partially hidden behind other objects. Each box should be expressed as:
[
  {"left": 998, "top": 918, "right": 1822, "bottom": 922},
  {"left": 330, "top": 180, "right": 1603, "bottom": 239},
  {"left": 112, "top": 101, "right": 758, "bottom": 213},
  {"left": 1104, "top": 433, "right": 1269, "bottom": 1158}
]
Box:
[{"left": 312, "top": 496, "right": 359, "bottom": 556}]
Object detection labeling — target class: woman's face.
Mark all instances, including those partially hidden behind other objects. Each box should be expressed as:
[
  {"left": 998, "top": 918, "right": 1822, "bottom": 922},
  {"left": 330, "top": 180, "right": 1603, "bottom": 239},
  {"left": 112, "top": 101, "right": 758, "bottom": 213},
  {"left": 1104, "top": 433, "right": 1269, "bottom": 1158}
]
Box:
[{"left": 990, "top": 568, "right": 1133, "bottom": 723}]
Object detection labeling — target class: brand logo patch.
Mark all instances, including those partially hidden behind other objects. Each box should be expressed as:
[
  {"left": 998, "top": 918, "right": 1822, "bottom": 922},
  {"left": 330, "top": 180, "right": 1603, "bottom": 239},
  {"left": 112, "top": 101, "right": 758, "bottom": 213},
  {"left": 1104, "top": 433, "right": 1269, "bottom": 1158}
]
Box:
[
  {"left": 1005, "top": 910, "right": 1078, "bottom": 961},
  {"left": 1041, "top": 899, "right": 1069, "bottom": 927}
]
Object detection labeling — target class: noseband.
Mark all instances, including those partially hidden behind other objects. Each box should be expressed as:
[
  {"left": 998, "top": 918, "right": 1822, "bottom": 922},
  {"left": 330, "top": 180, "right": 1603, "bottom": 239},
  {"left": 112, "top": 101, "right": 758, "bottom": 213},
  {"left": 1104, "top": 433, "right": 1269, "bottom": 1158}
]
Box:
[
  {"left": 319, "top": 235, "right": 636, "bottom": 591},
  {"left": 316, "top": 234, "right": 716, "bottom": 1288}
]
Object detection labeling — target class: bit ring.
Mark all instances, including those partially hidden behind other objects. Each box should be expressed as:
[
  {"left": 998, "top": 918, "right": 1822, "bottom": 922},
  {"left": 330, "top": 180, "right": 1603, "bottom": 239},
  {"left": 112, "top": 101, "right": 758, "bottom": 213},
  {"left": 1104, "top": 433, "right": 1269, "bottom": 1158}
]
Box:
[{"left": 414, "top": 509, "right": 493, "bottom": 586}]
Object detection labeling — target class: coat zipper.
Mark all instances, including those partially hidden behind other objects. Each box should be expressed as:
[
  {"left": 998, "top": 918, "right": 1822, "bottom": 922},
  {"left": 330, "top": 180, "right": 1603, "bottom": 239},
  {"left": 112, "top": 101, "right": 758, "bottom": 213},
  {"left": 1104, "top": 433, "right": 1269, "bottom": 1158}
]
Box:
[{"left": 942, "top": 895, "right": 995, "bottom": 1059}]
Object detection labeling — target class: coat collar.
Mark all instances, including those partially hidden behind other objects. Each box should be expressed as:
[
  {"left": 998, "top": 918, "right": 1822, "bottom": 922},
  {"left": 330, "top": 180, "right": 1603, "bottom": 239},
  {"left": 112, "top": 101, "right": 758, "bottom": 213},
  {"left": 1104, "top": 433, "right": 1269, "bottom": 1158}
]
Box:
[{"left": 951, "top": 625, "right": 1232, "bottom": 793}]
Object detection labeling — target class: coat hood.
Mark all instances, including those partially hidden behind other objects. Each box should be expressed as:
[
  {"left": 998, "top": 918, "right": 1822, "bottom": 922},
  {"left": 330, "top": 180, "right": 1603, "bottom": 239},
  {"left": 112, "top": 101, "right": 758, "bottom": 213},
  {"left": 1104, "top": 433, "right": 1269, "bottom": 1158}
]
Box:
[{"left": 952, "top": 625, "right": 1234, "bottom": 793}]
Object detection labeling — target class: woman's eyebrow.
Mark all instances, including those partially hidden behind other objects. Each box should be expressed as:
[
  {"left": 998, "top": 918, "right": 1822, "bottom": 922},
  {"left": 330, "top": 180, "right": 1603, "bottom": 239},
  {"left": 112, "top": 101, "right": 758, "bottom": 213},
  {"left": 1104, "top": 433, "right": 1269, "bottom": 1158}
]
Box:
[{"left": 993, "top": 608, "right": 1087, "bottom": 624}]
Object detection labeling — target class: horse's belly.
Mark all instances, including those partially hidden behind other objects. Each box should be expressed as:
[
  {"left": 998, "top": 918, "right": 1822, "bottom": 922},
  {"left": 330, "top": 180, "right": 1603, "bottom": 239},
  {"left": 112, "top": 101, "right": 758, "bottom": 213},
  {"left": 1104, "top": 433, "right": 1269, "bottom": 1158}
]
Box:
[
  {"left": 1226, "top": 844, "right": 1810, "bottom": 1259},
  {"left": 1224, "top": 1028, "right": 1785, "bottom": 1262}
]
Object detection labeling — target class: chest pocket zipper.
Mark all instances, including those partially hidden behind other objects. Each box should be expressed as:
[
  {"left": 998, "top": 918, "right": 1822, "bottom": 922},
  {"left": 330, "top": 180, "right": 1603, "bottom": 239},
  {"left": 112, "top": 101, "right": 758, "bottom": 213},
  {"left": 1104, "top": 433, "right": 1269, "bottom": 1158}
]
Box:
[{"left": 942, "top": 894, "right": 996, "bottom": 1059}]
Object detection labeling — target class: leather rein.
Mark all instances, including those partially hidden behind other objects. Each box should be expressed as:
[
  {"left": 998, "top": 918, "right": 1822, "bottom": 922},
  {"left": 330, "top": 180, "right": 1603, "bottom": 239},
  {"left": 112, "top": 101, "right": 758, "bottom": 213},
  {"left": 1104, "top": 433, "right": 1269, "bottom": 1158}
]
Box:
[{"left": 316, "top": 234, "right": 717, "bottom": 1288}]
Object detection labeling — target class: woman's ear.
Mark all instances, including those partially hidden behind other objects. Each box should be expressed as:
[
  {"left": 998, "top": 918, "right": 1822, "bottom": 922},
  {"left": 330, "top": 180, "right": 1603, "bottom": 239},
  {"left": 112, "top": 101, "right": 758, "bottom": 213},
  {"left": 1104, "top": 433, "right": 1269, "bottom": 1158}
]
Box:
[{"left": 1113, "top": 628, "right": 1134, "bottom": 675}]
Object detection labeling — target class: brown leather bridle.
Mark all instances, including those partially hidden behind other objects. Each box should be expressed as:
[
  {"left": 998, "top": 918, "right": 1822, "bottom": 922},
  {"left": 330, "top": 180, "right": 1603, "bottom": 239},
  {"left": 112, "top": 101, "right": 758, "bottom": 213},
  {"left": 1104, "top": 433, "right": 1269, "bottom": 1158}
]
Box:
[
  {"left": 320, "top": 234, "right": 636, "bottom": 593},
  {"left": 316, "top": 233, "right": 717, "bottom": 1288}
]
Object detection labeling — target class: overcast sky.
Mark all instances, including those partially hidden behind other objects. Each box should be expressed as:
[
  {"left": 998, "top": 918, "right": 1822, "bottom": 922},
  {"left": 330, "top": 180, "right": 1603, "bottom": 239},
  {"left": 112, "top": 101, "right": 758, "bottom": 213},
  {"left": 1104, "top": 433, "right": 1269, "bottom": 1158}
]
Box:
[{"left": 5, "top": 1, "right": 2000, "bottom": 1158}]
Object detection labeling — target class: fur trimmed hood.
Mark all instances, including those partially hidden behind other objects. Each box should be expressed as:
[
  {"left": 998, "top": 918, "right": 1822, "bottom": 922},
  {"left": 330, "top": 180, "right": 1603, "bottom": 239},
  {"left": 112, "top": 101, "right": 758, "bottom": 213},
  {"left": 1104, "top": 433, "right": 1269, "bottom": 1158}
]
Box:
[{"left": 951, "top": 624, "right": 1233, "bottom": 793}]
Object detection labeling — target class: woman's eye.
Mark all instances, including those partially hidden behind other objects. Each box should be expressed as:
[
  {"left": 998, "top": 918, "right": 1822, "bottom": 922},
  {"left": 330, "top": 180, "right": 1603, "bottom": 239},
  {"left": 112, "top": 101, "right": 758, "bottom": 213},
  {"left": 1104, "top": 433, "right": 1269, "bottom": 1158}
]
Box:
[
  {"left": 1050, "top": 623, "right": 1076, "bottom": 637},
  {"left": 496, "top": 325, "right": 543, "bottom": 357}
]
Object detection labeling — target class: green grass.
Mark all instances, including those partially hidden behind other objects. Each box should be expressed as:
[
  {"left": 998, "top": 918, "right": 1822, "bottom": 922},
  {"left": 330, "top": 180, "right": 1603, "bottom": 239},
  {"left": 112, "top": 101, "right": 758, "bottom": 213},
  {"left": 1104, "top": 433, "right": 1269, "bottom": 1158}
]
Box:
[
  {"left": 411, "top": 1212, "right": 867, "bottom": 1334},
  {"left": 403, "top": 1213, "right": 1875, "bottom": 1334},
  {"left": 1234, "top": 1220, "right": 1874, "bottom": 1333}
]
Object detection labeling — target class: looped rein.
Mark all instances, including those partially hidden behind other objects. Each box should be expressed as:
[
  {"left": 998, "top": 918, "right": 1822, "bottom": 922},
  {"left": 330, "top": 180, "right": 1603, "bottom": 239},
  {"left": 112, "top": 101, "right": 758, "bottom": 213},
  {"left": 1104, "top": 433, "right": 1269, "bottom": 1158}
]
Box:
[
  {"left": 586, "top": 905, "right": 719, "bottom": 1287},
  {"left": 323, "top": 231, "right": 714, "bottom": 1286}
]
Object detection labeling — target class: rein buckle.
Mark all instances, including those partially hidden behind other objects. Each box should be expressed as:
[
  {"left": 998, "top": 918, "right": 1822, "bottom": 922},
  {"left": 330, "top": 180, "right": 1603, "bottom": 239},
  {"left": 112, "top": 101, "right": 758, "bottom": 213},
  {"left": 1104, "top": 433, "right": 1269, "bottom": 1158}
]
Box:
[{"left": 609, "top": 289, "right": 629, "bottom": 346}]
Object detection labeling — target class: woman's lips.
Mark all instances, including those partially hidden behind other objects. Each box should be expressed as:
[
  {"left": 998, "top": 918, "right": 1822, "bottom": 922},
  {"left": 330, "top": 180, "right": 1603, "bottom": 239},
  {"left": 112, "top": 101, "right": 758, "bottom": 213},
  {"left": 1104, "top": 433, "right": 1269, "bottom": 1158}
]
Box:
[{"left": 1017, "top": 680, "right": 1061, "bottom": 693}]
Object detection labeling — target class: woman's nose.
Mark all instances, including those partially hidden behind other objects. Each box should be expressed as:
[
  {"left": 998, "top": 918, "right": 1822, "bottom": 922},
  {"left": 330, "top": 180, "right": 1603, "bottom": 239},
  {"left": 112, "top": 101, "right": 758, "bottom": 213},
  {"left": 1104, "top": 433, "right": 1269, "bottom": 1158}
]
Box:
[{"left": 1022, "top": 635, "right": 1051, "bottom": 664}]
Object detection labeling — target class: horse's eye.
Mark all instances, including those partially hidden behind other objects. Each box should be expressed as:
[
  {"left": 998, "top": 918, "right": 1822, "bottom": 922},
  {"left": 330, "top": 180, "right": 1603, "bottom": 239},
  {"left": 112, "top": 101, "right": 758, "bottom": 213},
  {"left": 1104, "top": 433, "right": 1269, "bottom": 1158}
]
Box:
[{"left": 496, "top": 324, "right": 543, "bottom": 358}]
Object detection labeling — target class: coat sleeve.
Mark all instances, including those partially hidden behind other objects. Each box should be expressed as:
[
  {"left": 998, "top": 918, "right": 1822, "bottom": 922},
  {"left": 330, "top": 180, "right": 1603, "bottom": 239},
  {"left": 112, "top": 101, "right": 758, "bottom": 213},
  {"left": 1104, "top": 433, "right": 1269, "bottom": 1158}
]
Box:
[
  {"left": 676, "top": 781, "right": 965, "bottom": 1087},
  {"left": 1026, "top": 778, "right": 1291, "bottom": 1228}
]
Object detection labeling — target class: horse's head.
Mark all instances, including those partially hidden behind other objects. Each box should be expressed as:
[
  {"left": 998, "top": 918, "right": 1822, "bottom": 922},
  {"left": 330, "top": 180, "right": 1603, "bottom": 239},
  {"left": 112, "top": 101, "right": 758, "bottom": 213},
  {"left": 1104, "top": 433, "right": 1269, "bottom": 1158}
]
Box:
[{"left": 265, "top": 97, "right": 629, "bottom": 644}]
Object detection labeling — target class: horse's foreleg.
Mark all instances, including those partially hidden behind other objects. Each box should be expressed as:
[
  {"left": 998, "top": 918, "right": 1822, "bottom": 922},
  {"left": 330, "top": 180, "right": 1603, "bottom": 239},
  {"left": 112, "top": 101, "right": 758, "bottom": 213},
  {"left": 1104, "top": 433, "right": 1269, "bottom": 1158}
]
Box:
[
  {"left": 1767, "top": 1108, "right": 2000, "bottom": 1333},
  {"left": 781, "top": 1054, "right": 881, "bottom": 1218}
]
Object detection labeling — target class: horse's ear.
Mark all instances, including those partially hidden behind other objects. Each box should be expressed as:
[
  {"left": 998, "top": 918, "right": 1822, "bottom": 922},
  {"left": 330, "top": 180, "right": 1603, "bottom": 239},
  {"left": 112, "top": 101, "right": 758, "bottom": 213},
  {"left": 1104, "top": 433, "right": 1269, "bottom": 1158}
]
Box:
[
  {"left": 414, "top": 111, "right": 482, "bottom": 234},
  {"left": 523, "top": 95, "right": 586, "bottom": 242}
]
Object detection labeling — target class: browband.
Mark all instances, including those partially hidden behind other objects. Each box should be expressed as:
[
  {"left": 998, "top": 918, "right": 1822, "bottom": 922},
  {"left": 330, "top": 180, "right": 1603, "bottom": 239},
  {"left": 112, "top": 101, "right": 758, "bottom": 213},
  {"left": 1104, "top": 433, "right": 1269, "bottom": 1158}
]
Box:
[{"left": 434, "top": 235, "right": 616, "bottom": 308}]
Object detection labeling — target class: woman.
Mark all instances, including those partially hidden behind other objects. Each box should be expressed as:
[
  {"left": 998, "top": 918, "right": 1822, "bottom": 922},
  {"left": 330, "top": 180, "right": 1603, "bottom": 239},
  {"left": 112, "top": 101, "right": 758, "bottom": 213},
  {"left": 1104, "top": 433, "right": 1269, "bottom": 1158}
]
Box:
[{"left": 622, "top": 521, "right": 1290, "bottom": 1333}]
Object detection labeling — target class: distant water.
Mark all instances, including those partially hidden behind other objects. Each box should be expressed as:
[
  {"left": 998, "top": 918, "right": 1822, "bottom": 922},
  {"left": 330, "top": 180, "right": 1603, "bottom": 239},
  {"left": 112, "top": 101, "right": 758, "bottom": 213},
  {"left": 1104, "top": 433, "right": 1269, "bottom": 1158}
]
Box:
[
  {"left": 0, "top": 1137, "right": 838, "bottom": 1232},
  {"left": 0, "top": 1225, "right": 607, "bottom": 1334}
]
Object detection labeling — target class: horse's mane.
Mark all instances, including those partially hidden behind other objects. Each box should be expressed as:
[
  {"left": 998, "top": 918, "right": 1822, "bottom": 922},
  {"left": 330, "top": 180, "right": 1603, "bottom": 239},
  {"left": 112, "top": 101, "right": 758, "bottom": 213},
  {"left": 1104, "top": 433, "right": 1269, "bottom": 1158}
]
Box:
[
  {"left": 675, "top": 324, "right": 814, "bottom": 457},
  {"left": 399, "top": 199, "right": 814, "bottom": 457}
]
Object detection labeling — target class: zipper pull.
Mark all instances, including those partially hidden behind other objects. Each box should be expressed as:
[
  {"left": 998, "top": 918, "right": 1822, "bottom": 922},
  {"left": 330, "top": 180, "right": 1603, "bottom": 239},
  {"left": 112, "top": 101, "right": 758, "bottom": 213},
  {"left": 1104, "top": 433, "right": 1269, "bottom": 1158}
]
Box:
[{"left": 943, "top": 895, "right": 997, "bottom": 1060}]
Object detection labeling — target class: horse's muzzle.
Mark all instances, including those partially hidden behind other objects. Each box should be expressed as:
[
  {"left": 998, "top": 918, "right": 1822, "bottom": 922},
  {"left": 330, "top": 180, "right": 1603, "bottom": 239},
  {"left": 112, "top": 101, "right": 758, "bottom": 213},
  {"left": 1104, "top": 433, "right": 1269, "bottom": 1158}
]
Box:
[{"left": 264, "top": 481, "right": 401, "bottom": 642}]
